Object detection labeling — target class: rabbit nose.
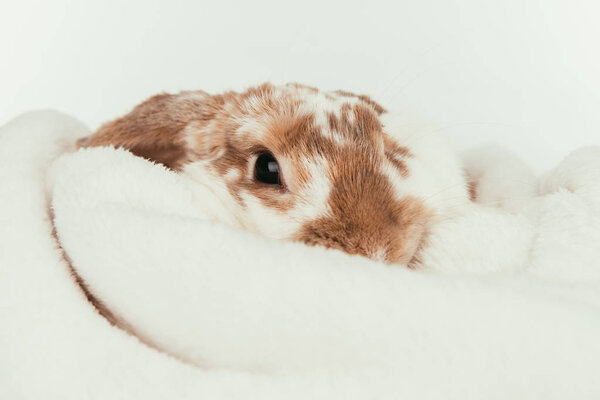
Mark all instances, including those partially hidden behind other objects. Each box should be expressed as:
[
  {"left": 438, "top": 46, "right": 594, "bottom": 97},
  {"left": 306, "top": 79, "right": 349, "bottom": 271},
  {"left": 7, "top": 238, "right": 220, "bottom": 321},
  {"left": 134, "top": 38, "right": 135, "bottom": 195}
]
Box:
[
  {"left": 295, "top": 195, "right": 430, "bottom": 265},
  {"left": 362, "top": 228, "right": 422, "bottom": 265},
  {"left": 296, "top": 212, "right": 427, "bottom": 265},
  {"left": 366, "top": 249, "right": 389, "bottom": 263},
  {"left": 365, "top": 248, "right": 402, "bottom": 264},
  {"left": 367, "top": 224, "right": 425, "bottom": 265}
]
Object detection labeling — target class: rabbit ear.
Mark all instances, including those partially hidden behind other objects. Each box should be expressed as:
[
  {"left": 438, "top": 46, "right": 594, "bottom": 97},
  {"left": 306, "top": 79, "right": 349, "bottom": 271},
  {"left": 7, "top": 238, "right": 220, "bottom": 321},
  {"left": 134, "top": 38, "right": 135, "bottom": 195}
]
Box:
[{"left": 77, "top": 91, "right": 224, "bottom": 170}]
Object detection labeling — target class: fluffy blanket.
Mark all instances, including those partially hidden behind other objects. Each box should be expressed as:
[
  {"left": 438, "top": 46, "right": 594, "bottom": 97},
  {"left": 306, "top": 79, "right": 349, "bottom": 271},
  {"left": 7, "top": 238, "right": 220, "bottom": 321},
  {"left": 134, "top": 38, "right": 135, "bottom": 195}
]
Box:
[{"left": 2, "top": 110, "right": 600, "bottom": 399}]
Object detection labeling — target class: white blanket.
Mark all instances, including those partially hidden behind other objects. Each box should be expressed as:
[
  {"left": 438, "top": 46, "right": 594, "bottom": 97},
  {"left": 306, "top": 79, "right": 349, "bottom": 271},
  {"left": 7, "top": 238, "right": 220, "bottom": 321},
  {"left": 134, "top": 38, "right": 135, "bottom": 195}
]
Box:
[{"left": 2, "top": 111, "right": 600, "bottom": 399}]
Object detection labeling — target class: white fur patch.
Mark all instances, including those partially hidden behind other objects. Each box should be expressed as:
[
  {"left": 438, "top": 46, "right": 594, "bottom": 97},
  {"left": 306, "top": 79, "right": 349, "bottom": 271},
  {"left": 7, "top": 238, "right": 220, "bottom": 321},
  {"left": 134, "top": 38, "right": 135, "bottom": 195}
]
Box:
[
  {"left": 380, "top": 112, "right": 471, "bottom": 221},
  {"left": 295, "top": 155, "right": 333, "bottom": 218},
  {"left": 239, "top": 191, "right": 302, "bottom": 238},
  {"left": 224, "top": 168, "right": 241, "bottom": 182}
]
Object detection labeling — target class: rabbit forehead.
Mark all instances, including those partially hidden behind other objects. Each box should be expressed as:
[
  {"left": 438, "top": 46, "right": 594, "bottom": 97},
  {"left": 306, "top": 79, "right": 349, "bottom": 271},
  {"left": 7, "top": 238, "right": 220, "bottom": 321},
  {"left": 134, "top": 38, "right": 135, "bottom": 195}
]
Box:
[
  {"left": 223, "top": 83, "right": 388, "bottom": 158},
  {"left": 202, "top": 83, "right": 411, "bottom": 196},
  {"left": 214, "top": 85, "right": 389, "bottom": 174}
]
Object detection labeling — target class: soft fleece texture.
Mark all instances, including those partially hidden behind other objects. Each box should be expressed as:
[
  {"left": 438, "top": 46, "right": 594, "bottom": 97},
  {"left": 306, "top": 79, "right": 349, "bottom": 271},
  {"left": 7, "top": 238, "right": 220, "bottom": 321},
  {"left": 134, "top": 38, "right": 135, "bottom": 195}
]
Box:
[{"left": 2, "top": 111, "right": 600, "bottom": 399}]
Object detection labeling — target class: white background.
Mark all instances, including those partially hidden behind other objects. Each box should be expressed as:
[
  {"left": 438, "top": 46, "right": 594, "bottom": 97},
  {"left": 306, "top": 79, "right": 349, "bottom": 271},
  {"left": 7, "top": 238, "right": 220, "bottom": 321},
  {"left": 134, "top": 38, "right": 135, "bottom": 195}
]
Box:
[{"left": 1, "top": 0, "right": 599, "bottom": 172}]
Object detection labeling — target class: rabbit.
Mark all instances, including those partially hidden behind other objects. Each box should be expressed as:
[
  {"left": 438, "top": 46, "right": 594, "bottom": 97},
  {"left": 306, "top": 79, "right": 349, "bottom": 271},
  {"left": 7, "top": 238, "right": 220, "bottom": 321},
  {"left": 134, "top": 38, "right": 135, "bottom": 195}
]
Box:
[{"left": 76, "top": 82, "right": 470, "bottom": 265}]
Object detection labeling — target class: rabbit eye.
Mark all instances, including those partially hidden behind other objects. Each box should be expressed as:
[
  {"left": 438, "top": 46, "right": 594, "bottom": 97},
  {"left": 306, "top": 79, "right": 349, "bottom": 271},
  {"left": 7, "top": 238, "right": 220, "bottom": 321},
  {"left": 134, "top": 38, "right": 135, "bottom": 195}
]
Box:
[{"left": 254, "top": 152, "right": 282, "bottom": 186}]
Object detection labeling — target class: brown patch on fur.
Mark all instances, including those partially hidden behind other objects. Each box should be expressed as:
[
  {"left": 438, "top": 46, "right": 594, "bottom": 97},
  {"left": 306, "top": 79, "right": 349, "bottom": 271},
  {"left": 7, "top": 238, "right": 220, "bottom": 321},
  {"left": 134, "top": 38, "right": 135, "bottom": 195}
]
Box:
[
  {"left": 383, "top": 135, "right": 412, "bottom": 177},
  {"left": 225, "top": 181, "right": 246, "bottom": 207},
  {"left": 358, "top": 95, "right": 386, "bottom": 115},
  {"left": 352, "top": 104, "right": 383, "bottom": 145},
  {"left": 386, "top": 155, "right": 409, "bottom": 177},
  {"left": 468, "top": 180, "right": 478, "bottom": 201},
  {"left": 333, "top": 90, "right": 386, "bottom": 115},
  {"left": 333, "top": 90, "right": 356, "bottom": 98},
  {"left": 325, "top": 103, "right": 384, "bottom": 149},
  {"left": 286, "top": 82, "right": 319, "bottom": 93},
  {"left": 383, "top": 135, "right": 411, "bottom": 158}
]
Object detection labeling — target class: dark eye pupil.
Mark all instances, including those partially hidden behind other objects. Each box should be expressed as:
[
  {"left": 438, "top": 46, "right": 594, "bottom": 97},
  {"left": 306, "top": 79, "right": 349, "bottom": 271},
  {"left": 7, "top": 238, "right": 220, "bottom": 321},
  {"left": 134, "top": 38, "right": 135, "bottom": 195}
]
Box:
[{"left": 255, "top": 152, "right": 281, "bottom": 185}]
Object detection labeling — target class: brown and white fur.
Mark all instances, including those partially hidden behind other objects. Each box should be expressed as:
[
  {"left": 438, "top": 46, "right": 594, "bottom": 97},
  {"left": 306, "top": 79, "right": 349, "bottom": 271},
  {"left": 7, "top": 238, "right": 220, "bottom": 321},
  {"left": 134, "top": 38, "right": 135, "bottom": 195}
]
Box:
[{"left": 77, "top": 83, "right": 470, "bottom": 265}]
